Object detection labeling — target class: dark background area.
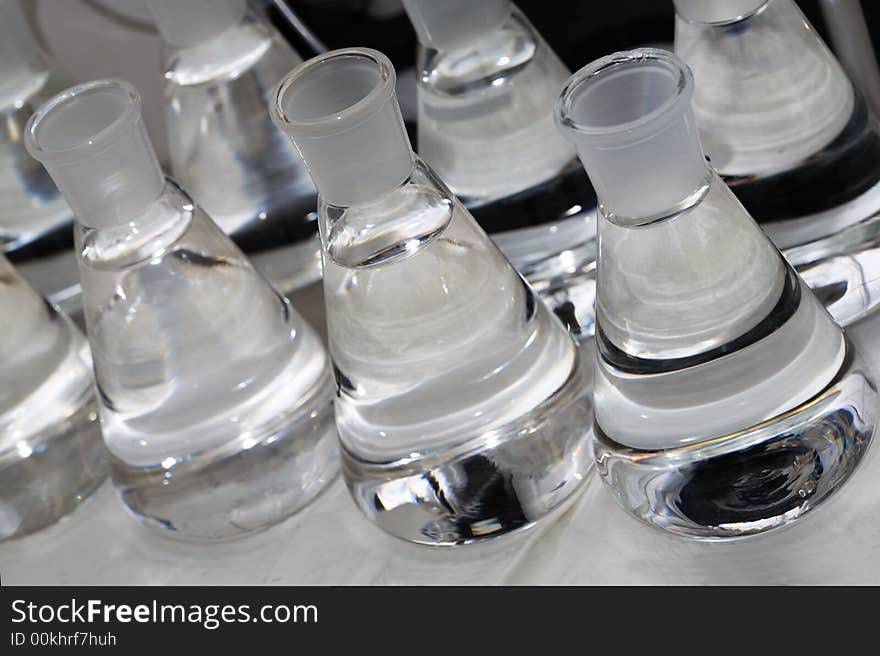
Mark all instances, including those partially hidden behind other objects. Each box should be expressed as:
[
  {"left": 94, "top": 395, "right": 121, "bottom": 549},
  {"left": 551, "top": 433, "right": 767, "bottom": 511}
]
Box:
[{"left": 277, "top": 0, "right": 880, "bottom": 73}]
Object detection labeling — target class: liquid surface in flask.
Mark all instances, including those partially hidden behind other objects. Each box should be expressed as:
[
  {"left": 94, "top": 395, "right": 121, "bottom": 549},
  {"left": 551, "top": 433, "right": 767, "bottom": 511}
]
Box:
[
  {"left": 594, "top": 171, "right": 845, "bottom": 450},
  {"left": 323, "top": 160, "right": 577, "bottom": 463},
  {"left": 151, "top": 0, "right": 321, "bottom": 291}
]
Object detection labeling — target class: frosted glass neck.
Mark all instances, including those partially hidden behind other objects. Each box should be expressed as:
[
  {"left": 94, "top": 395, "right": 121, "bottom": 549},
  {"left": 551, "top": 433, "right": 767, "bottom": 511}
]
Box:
[
  {"left": 674, "top": 0, "right": 768, "bottom": 24},
  {"left": 271, "top": 48, "right": 414, "bottom": 207},
  {"left": 555, "top": 49, "right": 706, "bottom": 222},
  {"left": 402, "top": 0, "right": 511, "bottom": 50},
  {"left": 24, "top": 79, "right": 164, "bottom": 229},
  {"left": 0, "top": 0, "right": 50, "bottom": 107},
  {"left": 145, "top": 0, "right": 247, "bottom": 48}
]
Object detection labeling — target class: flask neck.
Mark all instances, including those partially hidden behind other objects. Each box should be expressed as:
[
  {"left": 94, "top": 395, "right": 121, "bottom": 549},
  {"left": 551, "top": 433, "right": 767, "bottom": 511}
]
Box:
[
  {"left": 145, "top": 0, "right": 248, "bottom": 49},
  {"left": 403, "top": 0, "right": 512, "bottom": 51},
  {"left": 24, "top": 79, "right": 165, "bottom": 229},
  {"left": 555, "top": 49, "right": 707, "bottom": 223},
  {"left": 271, "top": 48, "right": 414, "bottom": 208}
]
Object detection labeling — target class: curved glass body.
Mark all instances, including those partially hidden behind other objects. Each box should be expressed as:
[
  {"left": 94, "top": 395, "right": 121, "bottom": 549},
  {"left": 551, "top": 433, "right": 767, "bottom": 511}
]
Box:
[
  {"left": 78, "top": 181, "right": 337, "bottom": 539},
  {"left": 271, "top": 47, "right": 592, "bottom": 545},
  {"left": 322, "top": 158, "right": 591, "bottom": 544},
  {"left": 557, "top": 49, "right": 876, "bottom": 539},
  {"left": 0, "top": 0, "right": 78, "bottom": 303},
  {"left": 594, "top": 170, "right": 845, "bottom": 448},
  {"left": 25, "top": 78, "right": 337, "bottom": 540},
  {"left": 675, "top": 0, "right": 880, "bottom": 325},
  {"left": 415, "top": 4, "right": 575, "bottom": 204},
  {"left": 160, "top": 9, "right": 321, "bottom": 293},
  {"left": 324, "top": 159, "right": 581, "bottom": 462},
  {"left": 407, "top": 1, "right": 597, "bottom": 340},
  {"left": 0, "top": 254, "right": 105, "bottom": 541}
]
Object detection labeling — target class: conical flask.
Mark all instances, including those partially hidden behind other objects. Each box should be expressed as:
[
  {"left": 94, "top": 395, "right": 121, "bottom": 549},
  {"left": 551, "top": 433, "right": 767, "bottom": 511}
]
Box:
[
  {"left": 271, "top": 48, "right": 592, "bottom": 545},
  {"left": 0, "top": 0, "right": 79, "bottom": 304},
  {"left": 24, "top": 79, "right": 337, "bottom": 541},
  {"left": 146, "top": 0, "right": 322, "bottom": 294},
  {"left": 555, "top": 48, "right": 877, "bottom": 539},
  {"left": 0, "top": 253, "right": 105, "bottom": 541},
  {"left": 674, "top": 0, "right": 880, "bottom": 326},
  {"left": 402, "top": 0, "right": 598, "bottom": 340}
]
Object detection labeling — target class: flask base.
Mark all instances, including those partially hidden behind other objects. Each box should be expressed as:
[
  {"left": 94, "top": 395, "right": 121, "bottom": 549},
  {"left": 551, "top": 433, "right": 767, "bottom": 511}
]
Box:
[
  {"left": 784, "top": 208, "right": 880, "bottom": 327},
  {"left": 0, "top": 398, "right": 107, "bottom": 542},
  {"left": 111, "top": 380, "right": 338, "bottom": 542},
  {"left": 594, "top": 344, "right": 877, "bottom": 540},
  {"left": 342, "top": 361, "right": 594, "bottom": 546}
]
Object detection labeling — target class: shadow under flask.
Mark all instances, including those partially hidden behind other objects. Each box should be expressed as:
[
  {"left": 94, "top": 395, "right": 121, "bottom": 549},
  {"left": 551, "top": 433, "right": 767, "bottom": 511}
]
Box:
[
  {"left": 0, "top": 253, "right": 105, "bottom": 541},
  {"left": 555, "top": 49, "right": 878, "bottom": 539},
  {"left": 24, "top": 79, "right": 337, "bottom": 541},
  {"left": 401, "top": 0, "right": 598, "bottom": 341},
  {"left": 0, "top": 0, "right": 79, "bottom": 305},
  {"left": 271, "top": 48, "right": 593, "bottom": 546},
  {"left": 146, "top": 0, "right": 322, "bottom": 295},
  {"left": 674, "top": 0, "right": 880, "bottom": 326}
]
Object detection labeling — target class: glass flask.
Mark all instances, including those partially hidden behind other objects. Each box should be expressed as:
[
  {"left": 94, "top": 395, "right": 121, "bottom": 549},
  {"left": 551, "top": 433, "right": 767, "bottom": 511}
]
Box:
[
  {"left": 401, "top": 0, "right": 598, "bottom": 340},
  {"left": 24, "top": 79, "right": 337, "bottom": 541},
  {"left": 674, "top": 0, "right": 880, "bottom": 326},
  {"left": 0, "top": 0, "right": 79, "bottom": 306},
  {"left": 146, "top": 0, "right": 322, "bottom": 295},
  {"left": 271, "top": 47, "right": 592, "bottom": 545},
  {"left": 555, "top": 48, "right": 877, "bottom": 539},
  {"left": 0, "top": 253, "right": 105, "bottom": 541}
]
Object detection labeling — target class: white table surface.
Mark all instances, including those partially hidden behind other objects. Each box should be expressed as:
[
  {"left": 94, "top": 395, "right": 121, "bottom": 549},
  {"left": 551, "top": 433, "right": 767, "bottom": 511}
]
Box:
[{"left": 3, "top": 283, "right": 880, "bottom": 585}]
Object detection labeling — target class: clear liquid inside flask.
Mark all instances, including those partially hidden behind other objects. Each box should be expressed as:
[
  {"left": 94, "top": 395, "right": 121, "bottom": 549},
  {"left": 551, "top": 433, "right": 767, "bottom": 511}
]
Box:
[
  {"left": 272, "top": 47, "right": 593, "bottom": 545},
  {"left": 0, "top": 0, "right": 79, "bottom": 305},
  {"left": 147, "top": 0, "right": 322, "bottom": 295},
  {"left": 403, "top": 0, "right": 598, "bottom": 340},
  {"left": 24, "top": 78, "right": 337, "bottom": 541},
  {"left": 674, "top": 0, "right": 880, "bottom": 326},
  {"left": 0, "top": 253, "right": 105, "bottom": 541},
  {"left": 556, "top": 48, "right": 877, "bottom": 539}
]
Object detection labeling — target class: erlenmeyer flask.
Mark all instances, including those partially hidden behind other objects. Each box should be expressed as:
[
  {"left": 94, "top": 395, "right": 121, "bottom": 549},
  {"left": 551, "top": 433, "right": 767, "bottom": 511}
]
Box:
[
  {"left": 0, "top": 0, "right": 78, "bottom": 305},
  {"left": 25, "top": 79, "right": 337, "bottom": 540},
  {"left": 0, "top": 253, "right": 105, "bottom": 541},
  {"left": 146, "top": 0, "right": 322, "bottom": 294},
  {"left": 556, "top": 49, "right": 877, "bottom": 539},
  {"left": 271, "top": 48, "right": 592, "bottom": 545},
  {"left": 674, "top": 0, "right": 880, "bottom": 326},
  {"left": 401, "top": 0, "right": 598, "bottom": 340}
]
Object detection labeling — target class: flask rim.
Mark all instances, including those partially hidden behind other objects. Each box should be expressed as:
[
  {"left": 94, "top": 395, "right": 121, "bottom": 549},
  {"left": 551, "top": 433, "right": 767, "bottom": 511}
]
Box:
[
  {"left": 271, "top": 47, "right": 397, "bottom": 138},
  {"left": 554, "top": 48, "right": 694, "bottom": 144},
  {"left": 24, "top": 78, "right": 141, "bottom": 165}
]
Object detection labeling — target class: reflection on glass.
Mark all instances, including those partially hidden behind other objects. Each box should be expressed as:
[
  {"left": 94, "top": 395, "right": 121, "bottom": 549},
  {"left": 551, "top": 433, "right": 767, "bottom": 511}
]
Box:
[{"left": 0, "top": 253, "right": 105, "bottom": 541}]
